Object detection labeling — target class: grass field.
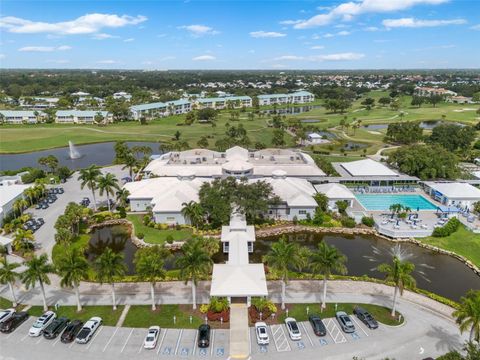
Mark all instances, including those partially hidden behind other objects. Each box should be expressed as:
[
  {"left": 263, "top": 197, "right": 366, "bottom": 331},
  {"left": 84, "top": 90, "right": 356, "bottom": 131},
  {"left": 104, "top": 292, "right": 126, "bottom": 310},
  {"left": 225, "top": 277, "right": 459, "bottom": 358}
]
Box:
[
  {"left": 28, "top": 305, "right": 125, "bottom": 326},
  {"left": 126, "top": 214, "right": 193, "bottom": 245},
  {"left": 278, "top": 302, "right": 403, "bottom": 326},
  {"left": 122, "top": 305, "right": 203, "bottom": 329},
  {"left": 0, "top": 297, "right": 13, "bottom": 309},
  {"left": 1, "top": 91, "right": 478, "bottom": 154},
  {"left": 419, "top": 225, "right": 480, "bottom": 268}
]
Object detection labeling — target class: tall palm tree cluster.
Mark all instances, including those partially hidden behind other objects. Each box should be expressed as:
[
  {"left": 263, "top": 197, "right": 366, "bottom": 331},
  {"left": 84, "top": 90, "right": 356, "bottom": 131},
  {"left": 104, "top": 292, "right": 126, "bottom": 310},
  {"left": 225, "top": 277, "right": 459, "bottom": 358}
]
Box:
[
  {"left": 78, "top": 165, "right": 121, "bottom": 212},
  {"left": 11, "top": 184, "right": 47, "bottom": 220}
]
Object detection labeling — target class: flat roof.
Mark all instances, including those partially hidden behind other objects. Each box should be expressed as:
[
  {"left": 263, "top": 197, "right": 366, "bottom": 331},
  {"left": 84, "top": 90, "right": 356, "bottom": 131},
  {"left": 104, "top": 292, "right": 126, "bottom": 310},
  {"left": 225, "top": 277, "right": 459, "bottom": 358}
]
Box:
[
  {"left": 339, "top": 159, "right": 398, "bottom": 177},
  {"left": 0, "top": 184, "right": 30, "bottom": 208},
  {"left": 424, "top": 182, "right": 480, "bottom": 199}
]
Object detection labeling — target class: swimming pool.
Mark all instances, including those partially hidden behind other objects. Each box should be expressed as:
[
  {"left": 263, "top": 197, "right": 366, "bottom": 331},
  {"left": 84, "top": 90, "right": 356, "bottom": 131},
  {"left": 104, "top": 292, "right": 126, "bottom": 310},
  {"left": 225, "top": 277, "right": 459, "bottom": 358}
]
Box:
[{"left": 355, "top": 194, "right": 438, "bottom": 211}]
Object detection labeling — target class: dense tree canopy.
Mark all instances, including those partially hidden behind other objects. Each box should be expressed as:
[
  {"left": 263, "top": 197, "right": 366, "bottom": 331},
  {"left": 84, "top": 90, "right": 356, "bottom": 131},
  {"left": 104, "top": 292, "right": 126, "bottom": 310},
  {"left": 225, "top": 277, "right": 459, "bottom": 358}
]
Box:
[
  {"left": 385, "top": 122, "right": 424, "bottom": 144},
  {"left": 429, "top": 124, "right": 476, "bottom": 152},
  {"left": 388, "top": 144, "right": 459, "bottom": 180}
]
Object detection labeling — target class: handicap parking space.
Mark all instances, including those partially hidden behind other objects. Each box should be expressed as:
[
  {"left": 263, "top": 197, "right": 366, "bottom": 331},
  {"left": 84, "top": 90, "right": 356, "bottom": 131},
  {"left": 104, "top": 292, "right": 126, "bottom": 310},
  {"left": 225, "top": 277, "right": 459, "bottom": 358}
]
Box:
[
  {"left": 284, "top": 324, "right": 312, "bottom": 352},
  {"left": 158, "top": 328, "right": 182, "bottom": 357},
  {"left": 176, "top": 329, "right": 196, "bottom": 357},
  {"left": 269, "top": 324, "right": 291, "bottom": 352},
  {"left": 211, "top": 329, "right": 228, "bottom": 358},
  {"left": 324, "top": 318, "right": 347, "bottom": 344}
]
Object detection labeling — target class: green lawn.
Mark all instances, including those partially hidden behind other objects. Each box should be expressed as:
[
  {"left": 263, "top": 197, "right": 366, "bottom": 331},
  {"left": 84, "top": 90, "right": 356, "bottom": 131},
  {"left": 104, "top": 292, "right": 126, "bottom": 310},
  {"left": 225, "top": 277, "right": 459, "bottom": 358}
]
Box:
[
  {"left": 122, "top": 305, "right": 203, "bottom": 329},
  {"left": 28, "top": 305, "right": 124, "bottom": 326},
  {"left": 279, "top": 303, "right": 403, "bottom": 326},
  {"left": 127, "top": 214, "right": 192, "bottom": 244},
  {"left": 419, "top": 225, "right": 480, "bottom": 268},
  {"left": 0, "top": 297, "right": 13, "bottom": 309}
]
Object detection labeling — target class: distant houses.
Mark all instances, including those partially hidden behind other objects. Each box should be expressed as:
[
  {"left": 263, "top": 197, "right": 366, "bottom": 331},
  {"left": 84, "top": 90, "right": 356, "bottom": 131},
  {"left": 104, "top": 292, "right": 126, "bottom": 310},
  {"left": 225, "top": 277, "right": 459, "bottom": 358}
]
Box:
[{"left": 414, "top": 86, "right": 457, "bottom": 98}]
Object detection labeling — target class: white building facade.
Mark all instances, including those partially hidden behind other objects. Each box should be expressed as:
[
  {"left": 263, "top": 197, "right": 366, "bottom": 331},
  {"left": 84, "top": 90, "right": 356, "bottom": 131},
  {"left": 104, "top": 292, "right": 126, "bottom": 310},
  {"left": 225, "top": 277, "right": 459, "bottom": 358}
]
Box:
[
  {"left": 423, "top": 182, "right": 480, "bottom": 211},
  {"left": 257, "top": 91, "right": 315, "bottom": 106},
  {"left": 0, "top": 110, "right": 45, "bottom": 124},
  {"left": 55, "top": 110, "right": 112, "bottom": 124}
]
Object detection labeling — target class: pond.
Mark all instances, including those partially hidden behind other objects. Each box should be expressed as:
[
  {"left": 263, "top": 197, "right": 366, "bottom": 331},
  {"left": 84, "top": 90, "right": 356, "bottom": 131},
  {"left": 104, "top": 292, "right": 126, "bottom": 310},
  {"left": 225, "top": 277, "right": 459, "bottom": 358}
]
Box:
[
  {"left": 342, "top": 142, "right": 368, "bottom": 151},
  {"left": 0, "top": 141, "right": 161, "bottom": 171},
  {"left": 89, "top": 225, "right": 480, "bottom": 301}
]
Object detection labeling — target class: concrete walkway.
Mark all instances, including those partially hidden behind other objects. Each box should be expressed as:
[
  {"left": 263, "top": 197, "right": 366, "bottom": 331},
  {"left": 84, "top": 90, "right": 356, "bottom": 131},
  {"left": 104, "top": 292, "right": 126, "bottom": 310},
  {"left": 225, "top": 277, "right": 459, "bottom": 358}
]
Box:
[{"left": 229, "top": 304, "right": 249, "bottom": 359}]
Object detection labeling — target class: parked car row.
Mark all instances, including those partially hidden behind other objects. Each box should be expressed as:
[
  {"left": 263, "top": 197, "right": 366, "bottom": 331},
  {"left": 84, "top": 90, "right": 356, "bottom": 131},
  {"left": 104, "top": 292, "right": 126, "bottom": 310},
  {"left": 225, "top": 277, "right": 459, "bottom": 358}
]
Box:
[
  {"left": 22, "top": 217, "right": 45, "bottom": 232},
  {"left": 0, "top": 309, "right": 102, "bottom": 345},
  {"left": 79, "top": 197, "right": 90, "bottom": 207},
  {"left": 255, "top": 307, "right": 378, "bottom": 344}
]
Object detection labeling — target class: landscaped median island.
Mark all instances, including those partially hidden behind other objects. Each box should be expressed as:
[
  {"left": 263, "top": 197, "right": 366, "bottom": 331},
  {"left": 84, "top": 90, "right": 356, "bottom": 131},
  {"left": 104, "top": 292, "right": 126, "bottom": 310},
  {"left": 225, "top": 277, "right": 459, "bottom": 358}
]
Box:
[
  {"left": 122, "top": 305, "right": 204, "bottom": 329},
  {"left": 126, "top": 214, "right": 193, "bottom": 245},
  {"left": 27, "top": 305, "right": 125, "bottom": 326}
]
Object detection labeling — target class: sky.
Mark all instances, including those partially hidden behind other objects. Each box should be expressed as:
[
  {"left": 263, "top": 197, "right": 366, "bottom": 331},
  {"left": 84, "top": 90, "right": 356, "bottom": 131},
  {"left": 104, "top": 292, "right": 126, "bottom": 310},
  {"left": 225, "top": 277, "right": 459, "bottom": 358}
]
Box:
[{"left": 0, "top": 0, "right": 479, "bottom": 70}]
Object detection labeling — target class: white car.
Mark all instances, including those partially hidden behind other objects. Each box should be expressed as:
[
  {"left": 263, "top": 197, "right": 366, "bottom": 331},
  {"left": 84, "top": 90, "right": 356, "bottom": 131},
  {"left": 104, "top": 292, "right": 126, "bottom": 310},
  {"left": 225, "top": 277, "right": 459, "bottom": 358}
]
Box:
[
  {"left": 75, "top": 317, "right": 102, "bottom": 344},
  {"left": 284, "top": 317, "right": 302, "bottom": 341},
  {"left": 143, "top": 326, "right": 161, "bottom": 349},
  {"left": 29, "top": 311, "right": 56, "bottom": 337},
  {"left": 0, "top": 309, "right": 15, "bottom": 324},
  {"left": 255, "top": 322, "right": 269, "bottom": 345}
]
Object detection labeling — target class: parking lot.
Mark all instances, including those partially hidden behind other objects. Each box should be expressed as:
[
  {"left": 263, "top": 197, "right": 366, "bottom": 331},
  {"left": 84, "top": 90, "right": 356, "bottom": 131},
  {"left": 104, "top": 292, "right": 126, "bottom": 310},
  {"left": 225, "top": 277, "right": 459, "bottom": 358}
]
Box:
[{"left": 0, "top": 314, "right": 385, "bottom": 360}]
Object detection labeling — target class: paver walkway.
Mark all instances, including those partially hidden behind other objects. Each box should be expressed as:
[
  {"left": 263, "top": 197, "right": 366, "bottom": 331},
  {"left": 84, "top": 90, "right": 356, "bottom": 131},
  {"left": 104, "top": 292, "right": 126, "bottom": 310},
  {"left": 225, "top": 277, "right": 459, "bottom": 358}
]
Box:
[{"left": 229, "top": 304, "right": 249, "bottom": 359}]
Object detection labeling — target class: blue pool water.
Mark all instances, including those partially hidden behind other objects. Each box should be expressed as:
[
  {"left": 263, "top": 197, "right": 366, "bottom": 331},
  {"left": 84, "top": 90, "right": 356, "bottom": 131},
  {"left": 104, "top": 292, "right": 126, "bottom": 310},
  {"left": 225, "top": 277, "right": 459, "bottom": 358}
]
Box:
[{"left": 355, "top": 194, "right": 438, "bottom": 211}]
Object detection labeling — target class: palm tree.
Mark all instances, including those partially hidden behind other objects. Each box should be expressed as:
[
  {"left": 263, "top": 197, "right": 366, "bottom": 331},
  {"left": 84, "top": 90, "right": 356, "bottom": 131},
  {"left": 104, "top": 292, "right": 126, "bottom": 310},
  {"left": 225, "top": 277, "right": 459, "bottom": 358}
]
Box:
[
  {"left": 176, "top": 239, "right": 212, "bottom": 310},
  {"left": 20, "top": 254, "right": 54, "bottom": 311},
  {"left": 181, "top": 201, "right": 204, "bottom": 228},
  {"left": 97, "top": 173, "right": 120, "bottom": 212},
  {"left": 94, "top": 248, "right": 126, "bottom": 310},
  {"left": 116, "top": 188, "right": 130, "bottom": 208},
  {"left": 55, "top": 248, "right": 89, "bottom": 312},
  {"left": 0, "top": 258, "right": 20, "bottom": 307},
  {"left": 134, "top": 246, "right": 167, "bottom": 311},
  {"left": 377, "top": 256, "right": 416, "bottom": 316},
  {"left": 310, "top": 242, "right": 348, "bottom": 309},
  {"left": 453, "top": 290, "right": 480, "bottom": 343},
  {"left": 12, "top": 198, "right": 28, "bottom": 218},
  {"left": 78, "top": 165, "right": 101, "bottom": 211},
  {"left": 263, "top": 236, "right": 304, "bottom": 310},
  {"left": 24, "top": 188, "right": 36, "bottom": 206},
  {"left": 122, "top": 153, "right": 137, "bottom": 179},
  {"left": 13, "top": 228, "right": 35, "bottom": 252}
]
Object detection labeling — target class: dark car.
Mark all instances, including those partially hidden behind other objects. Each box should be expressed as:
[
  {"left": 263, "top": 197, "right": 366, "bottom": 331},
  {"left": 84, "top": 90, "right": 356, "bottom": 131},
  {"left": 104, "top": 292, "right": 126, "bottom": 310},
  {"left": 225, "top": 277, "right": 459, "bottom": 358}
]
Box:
[
  {"left": 197, "top": 324, "right": 211, "bottom": 348},
  {"left": 0, "top": 312, "right": 29, "bottom": 333},
  {"left": 41, "top": 203, "right": 49, "bottom": 209},
  {"left": 37, "top": 218, "right": 45, "bottom": 225},
  {"left": 43, "top": 317, "right": 69, "bottom": 339},
  {"left": 353, "top": 307, "right": 379, "bottom": 329},
  {"left": 308, "top": 315, "right": 327, "bottom": 336},
  {"left": 61, "top": 320, "right": 84, "bottom": 343},
  {"left": 35, "top": 203, "right": 43, "bottom": 209},
  {"left": 58, "top": 188, "right": 64, "bottom": 194}
]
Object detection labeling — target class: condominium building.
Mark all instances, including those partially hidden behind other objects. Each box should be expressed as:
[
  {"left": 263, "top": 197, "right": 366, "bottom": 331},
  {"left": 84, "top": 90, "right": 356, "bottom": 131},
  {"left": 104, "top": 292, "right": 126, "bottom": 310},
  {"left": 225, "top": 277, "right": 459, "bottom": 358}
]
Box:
[
  {"left": 55, "top": 110, "right": 112, "bottom": 124},
  {"left": 257, "top": 91, "right": 315, "bottom": 106},
  {"left": 195, "top": 96, "right": 252, "bottom": 110},
  {"left": 414, "top": 86, "right": 457, "bottom": 97},
  {"left": 130, "top": 99, "right": 191, "bottom": 120},
  {"left": 0, "top": 110, "right": 45, "bottom": 124}
]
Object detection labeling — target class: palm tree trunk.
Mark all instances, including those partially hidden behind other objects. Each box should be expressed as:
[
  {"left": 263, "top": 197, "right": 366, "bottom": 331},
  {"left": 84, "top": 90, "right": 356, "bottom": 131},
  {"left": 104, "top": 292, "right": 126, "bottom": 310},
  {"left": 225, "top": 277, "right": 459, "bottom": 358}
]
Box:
[
  {"left": 111, "top": 283, "right": 117, "bottom": 310},
  {"left": 39, "top": 280, "right": 48, "bottom": 311},
  {"left": 8, "top": 281, "right": 18, "bottom": 308},
  {"left": 74, "top": 283, "right": 82, "bottom": 312},
  {"left": 91, "top": 188, "right": 98, "bottom": 212},
  {"left": 191, "top": 281, "right": 197, "bottom": 310},
  {"left": 321, "top": 275, "right": 328, "bottom": 309},
  {"left": 106, "top": 192, "right": 111, "bottom": 212},
  {"left": 391, "top": 286, "right": 398, "bottom": 317},
  {"left": 281, "top": 279, "right": 286, "bottom": 310},
  {"left": 150, "top": 282, "right": 156, "bottom": 311},
  {"left": 470, "top": 326, "right": 475, "bottom": 343}
]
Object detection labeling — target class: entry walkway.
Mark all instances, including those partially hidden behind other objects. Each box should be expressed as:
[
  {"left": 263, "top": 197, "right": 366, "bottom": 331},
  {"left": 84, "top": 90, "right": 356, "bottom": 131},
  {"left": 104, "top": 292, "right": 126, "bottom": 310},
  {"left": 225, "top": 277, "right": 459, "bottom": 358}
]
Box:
[{"left": 229, "top": 303, "right": 250, "bottom": 359}]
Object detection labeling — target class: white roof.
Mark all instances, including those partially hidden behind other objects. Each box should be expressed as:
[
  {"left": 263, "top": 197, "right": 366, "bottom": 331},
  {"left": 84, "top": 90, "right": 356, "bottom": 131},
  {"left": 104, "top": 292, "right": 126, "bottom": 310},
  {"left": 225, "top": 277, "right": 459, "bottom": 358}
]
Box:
[
  {"left": 124, "top": 177, "right": 209, "bottom": 213},
  {"left": 0, "top": 235, "right": 14, "bottom": 246},
  {"left": 314, "top": 183, "right": 355, "bottom": 199},
  {"left": 340, "top": 159, "right": 398, "bottom": 177},
  {"left": 250, "top": 176, "right": 317, "bottom": 207},
  {"left": 424, "top": 182, "right": 480, "bottom": 199},
  {"left": 210, "top": 264, "right": 268, "bottom": 297},
  {"left": 0, "top": 184, "right": 30, "bottom": 208}
]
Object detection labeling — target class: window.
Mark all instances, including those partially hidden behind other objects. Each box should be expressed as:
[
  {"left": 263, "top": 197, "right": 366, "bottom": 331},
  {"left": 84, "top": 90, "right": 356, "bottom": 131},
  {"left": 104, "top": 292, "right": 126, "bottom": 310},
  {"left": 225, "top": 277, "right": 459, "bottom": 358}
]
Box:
[{"left": 299, "top": 210, "right": 307, "bottom": 215}]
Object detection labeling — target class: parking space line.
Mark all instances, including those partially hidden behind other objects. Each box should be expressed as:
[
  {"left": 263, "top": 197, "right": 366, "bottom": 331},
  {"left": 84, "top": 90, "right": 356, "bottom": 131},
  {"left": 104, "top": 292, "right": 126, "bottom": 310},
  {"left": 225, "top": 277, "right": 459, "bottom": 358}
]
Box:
[
  {"left": 86, "top": 326, "right": 104, "bottom": 350},
  {"left": 103, "top": 327, "right": 119, "bottom": 352},
  {"left": 248, "top": 328, "right": 252, "bottom": 355},
  {"left": 351, "top": 317, "right": 369, "bottom": 337},
  {"left": 120, "top": 329, "right": 134, "bottom": 353},
  {"left": 301, "top": 322, "right": 314, "bottom": 346},
  {"left": 52, "top": 336, "right": 62, "bottom": 347},
  {"left": 210, "top": 330, "right": 215, "bottom": 357},
  {"left": 193, "top": 331, "right": 198, "bottom": 356},
  {"left": 325, "top": 319, "right": 346, "bottom": 344},
  {"left": 174, "top": 329, "right": 184, "bottom": 355},
  {"left": 270, "top": 324, "right": 291, "bottom": 352},
  {"left": 20, "top": 333, "right": 30, "bottom": 342},
  {"left": 137, "top": 335, "right": 144, "bottom": 354},
  {"left": 36, "top": 336, "right": 43, "bottom": 344},
  {"left": 157, "top": 328, "right": 167, "bottom": 355},
  {"left": 6, "top": 320, "right": 30, "bottom": 339}
]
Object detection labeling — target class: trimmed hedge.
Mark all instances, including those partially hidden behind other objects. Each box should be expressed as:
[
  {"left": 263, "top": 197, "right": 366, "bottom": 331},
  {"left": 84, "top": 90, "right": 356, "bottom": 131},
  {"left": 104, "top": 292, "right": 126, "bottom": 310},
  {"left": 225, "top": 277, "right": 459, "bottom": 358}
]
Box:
[
  {"left": 361, "top": 216, "right": 375, "bottom": 227},
  {"left": 432, "top": 218, "right": 460, "bottom": 237}
]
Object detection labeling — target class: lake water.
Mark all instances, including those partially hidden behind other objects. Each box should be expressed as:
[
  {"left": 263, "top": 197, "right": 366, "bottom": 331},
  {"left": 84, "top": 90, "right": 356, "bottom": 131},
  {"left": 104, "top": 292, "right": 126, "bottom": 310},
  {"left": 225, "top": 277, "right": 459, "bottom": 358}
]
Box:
[
  {"left": 0, "top": 141, "right": 161, "bottom": 171},
  {"left": 96, "top": 224, "right": 480, "bottom": 301}
]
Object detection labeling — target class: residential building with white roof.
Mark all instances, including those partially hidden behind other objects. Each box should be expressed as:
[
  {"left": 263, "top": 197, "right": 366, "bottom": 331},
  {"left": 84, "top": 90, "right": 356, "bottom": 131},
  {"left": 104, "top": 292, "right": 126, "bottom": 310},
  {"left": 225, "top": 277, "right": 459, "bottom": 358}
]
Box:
[
  {"left": 113, "top": 92, "right": 132, "bottom": 101},
  {"left": 257, "top": 91, "right": 315, "bottom": 106},
  {"left": 314, "top": 183, "right": 356, "bottom": 210},
  {"left": 143, "top": 146, "right": 325, "bottom": 179},
  {"left": 0, "top": 184, "right": 31, "bottom": 225},
  {"left": 130, "top": 99, "right": 191, "bottom": 120},
  {"left": 0, "top": 110, "right": 45, "bottom": 124},
  {"left": 55, "top": 110, "right": 112, "bottom": 124},
  {"left": 195, "top": 96, "right": 252, "bottom": 110},
  {"left": 423, "top": 182, "right": 480, "bottom": 211}
]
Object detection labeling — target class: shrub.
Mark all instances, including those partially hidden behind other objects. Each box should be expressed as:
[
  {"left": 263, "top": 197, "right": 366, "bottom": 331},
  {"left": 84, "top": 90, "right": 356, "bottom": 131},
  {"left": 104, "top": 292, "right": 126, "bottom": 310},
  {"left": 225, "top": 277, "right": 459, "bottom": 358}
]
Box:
[
  {"left": 166, "top": 235, "right": 174, "bottom": 244},
  {"left": 209, "top": 297, "right": 229, "bottom": 313},
  {"left": 117, "top": 206, "right": 126, "bottom": 218},
  {"left": 21, "top": 168, "right": 46, "bottom": 183},
  {"left": 361, "top": 216, "right": 375, "bottom": 227},
  {"left": 199, "top": 304, "right": 209, "bottom": 314},
  {"left": 432, "top": 217, "right": 460, "bottom": 237},
  {"left": 136, "top": 232, "right": 145, "bottom": 239},
  {"left": 251, "top": 297, "right": 277, "bottom": 314},
  {"left": 142, "top": 215, "right": 151, "bottom": 225},
  {"left": 341, "top": 216, "right": 356, "bottom": 228}
]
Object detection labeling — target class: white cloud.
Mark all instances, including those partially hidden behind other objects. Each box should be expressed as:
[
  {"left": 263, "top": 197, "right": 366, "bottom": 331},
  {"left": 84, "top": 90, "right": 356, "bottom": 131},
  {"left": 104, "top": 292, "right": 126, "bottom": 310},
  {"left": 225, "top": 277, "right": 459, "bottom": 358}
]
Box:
[
  {"left": 250, "top": 31, "right": 286, "bottom": 38},
  {"left": 279, "top": 20, "right": 302, "bottom": 25},
  {"left": 364, "top": 26, "right": 380, "bottom": 31},
  {"left": 192, "top": 55, "right": 216, "bottom": 61},
  {"left": 18, "top": 45, "right": 72, "bottom": 52},
  {"left": 179, "top": 24, "right": 219, "bottom": 37},
  {"left": 0, "top": 54, "right": 5, "bottom": 59},
  {"left": 310, "top": 45, "right": 325, "bottom": 50},
  {"left": 273, "top": 55, "right": 305, "bottom": 61},
  {"left": 312, "top": 52, "right": 365, "bottom": 61},
  {"left": 337, "top": 30, "right": 351, "bottom": 36},
  {"left": 471, "top": 24, "right": 480, "bottom": 30},
  {"left": 97, "top": 59, "right": 117, "bottom": 64},
  {"left": 323, "top": 33, "right": 334, "bottom": 38},
  {"left": 293, "top": 0, "right": 448, "bottom": 29},
  {"left": 383, "top": 18, "right": 467, "bottom": 28},
  {"left": 91, "top": 33, "right": 119, "bottom": 40},
  {"left": 123, "top": 38, "right": 134, "bottom": 42},
  {"left": 0, "top": 13, "right": 147, "bottom": 35}
]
